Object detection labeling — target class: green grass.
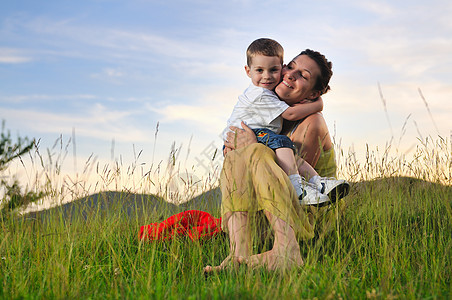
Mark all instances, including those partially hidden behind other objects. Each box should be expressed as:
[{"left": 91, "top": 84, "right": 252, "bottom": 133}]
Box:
[
  {"left": 1, "top": 135, "right": 451, "bottom": 299},
  {"left": 0, "top": 176, "right": 450, "bottom": 299}
]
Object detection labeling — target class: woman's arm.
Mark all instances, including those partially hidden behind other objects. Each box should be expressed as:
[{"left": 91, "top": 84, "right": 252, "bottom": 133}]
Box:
[
  {"left": 224, "top": 121, "right": 257, "bottom": 151},
  {"left": 281, "top": 97, "right": 323, "bottom": 121}
]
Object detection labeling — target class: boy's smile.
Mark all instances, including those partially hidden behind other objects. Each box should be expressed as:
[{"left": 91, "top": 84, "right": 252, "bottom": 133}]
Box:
[{"left": 245, "top": 55, "right": 282, "bottom": 91}]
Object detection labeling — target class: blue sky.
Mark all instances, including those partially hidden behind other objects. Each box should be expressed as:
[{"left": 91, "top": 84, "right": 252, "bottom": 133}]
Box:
[{"left": 1, "top": 0, "right": 451, "bottom": 195}]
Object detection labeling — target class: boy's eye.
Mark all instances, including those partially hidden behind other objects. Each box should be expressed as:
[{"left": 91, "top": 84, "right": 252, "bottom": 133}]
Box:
[{"left": 255, "top": 68, "right": 263, "bottom": 73}]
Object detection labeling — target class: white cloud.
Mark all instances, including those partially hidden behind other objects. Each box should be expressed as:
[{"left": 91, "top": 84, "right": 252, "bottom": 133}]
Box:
[
  {"left": 5, "top": 16, "right": 237, "bottom": 65},
  {"left": 147, "top": 86, "right": 240, "bottom": 135},
  {"left": 324, "top": 77, "right": 451, "bottom": 157},
  {"left": 315, "top": 2, "right": 452, "bottom": 83},
  {"left": 0, "top": 48, "right": 32, "bottom": 63},
  {"left": 90, "top": 68, "right": 126, "bottom": 84},
  {"left": 1, "top": 105, "right": 149, "bottom": 143},
  {"left": 103, "top": 68, "right": 124, "bottom": 77},
  {"left": 0, "top": 94, "right": 98, "bottom": 104},
  {"left": 354, "top": 0, "right": 396, "bottom": 16}
]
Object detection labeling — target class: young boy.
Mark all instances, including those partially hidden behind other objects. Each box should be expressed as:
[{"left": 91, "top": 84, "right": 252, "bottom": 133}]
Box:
[{"left": 224, "top": 38, "right": 346, "bottom": 205}]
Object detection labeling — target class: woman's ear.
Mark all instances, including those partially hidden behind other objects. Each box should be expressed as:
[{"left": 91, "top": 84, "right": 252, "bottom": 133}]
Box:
[
  {"left": 307, "top": 90, "right": 321, "bottom": 100},
  {"left": 244, "top": 65, "right": 251, "bottom": 78}
]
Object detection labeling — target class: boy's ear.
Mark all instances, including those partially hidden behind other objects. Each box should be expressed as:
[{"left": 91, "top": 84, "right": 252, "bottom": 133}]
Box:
[
  {"left": 307, "top": 90, "right": 321, "bottom": 100},
  {"left": 244, "top": 65, "right": 251, "bottom": 78}
]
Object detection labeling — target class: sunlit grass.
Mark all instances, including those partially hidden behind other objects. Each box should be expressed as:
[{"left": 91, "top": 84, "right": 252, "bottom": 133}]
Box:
[{"left": 0, "top": 131, "right": 451, "bottom": 298}]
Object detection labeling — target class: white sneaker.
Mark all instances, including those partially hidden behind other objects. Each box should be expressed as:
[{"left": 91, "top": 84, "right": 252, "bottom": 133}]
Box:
[
  {"left": 299, "top": 181, "right": 331, "bottom": 206},
  {"left": 319, "top": 177, "right": 350, "bottom": 202}
]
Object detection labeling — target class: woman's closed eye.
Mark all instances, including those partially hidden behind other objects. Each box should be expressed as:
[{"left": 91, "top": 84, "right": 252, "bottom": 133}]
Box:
[
  {"left": 287, "top": 62, "right": 309, "bottom": 80},
  {"left": 287, "top": 64, "right": 301, "bottom": 77},
  {"left": 295, "top": 69, "right": 308, "bottom": 80}
]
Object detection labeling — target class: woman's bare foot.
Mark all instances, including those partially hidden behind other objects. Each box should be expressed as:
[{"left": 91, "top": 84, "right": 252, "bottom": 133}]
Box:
[
  {"left": 252, "top": 211, "right": 303, "bottom": 271},
  {"left": 246, "top": 248, "right": 303, "bottom": 271},
  {"left": 203, "top": 255, "right": 247, "bottom": 274}
]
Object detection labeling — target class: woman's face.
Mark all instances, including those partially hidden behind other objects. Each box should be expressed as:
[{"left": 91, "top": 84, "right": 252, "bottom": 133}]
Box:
[{"left": 275, "top": 54, "right": 321, "bottom": 105}]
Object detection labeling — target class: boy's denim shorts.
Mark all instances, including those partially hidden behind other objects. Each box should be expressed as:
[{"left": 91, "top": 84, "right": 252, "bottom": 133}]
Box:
[{"left": 252, "top": 128, "right": 295, "bottom": 151}]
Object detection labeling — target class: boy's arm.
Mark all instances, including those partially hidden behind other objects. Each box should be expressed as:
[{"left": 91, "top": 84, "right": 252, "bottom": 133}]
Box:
[{"left": 281, "top": 97, "right": 323, "bottom": 121}]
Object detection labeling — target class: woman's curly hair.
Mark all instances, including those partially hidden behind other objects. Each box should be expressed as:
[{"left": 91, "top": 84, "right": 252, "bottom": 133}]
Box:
[{"left": 299, "top": 49, "right": 333, "bottom": 95}]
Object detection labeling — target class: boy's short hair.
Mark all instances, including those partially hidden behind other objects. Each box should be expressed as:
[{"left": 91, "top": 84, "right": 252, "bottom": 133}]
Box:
[{"left": 246, "top": 38, "right": 284, "bottom": 66}]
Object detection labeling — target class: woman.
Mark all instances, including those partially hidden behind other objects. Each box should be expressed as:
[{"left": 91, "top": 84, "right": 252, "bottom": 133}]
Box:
[{"left": 205, "top": 49, "right": 345, "bottom": 272}]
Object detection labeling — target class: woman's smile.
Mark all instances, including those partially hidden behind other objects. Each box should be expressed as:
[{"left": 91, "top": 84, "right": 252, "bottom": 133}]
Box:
[
  {"left": 282, "top": 80, "right": 293, "bottom": 89},
  {"left": 275, "top": 54, "right": 321, "bottom": 104}
]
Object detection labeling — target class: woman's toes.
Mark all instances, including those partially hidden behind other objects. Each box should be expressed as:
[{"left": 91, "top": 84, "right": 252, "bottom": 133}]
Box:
[{"left": 203, "top": 265, "right": 213, "bottom": 273}]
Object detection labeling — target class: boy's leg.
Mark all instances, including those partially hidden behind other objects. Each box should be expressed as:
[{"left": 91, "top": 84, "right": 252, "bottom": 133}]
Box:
[
  {"left": 271, "top": 132, "right": 305, "bottom": 199},
  {"left": 255, "top": 129, "right": 331, "bottom": 205},
  {"left": 276, "top": 148, "right": 330, "bottom": 206},
  {"left": 275, "top": 147, "right": 305, "bottom": 198},
  {"left": 296, "top": 156, "right": 319, "bottom": 180},
  {"left": 275, "top": 147, "right": 298, "bottom": 175}
]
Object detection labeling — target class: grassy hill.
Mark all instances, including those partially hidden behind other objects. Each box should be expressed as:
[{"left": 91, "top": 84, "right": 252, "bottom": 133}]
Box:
[
  {"left": 25, "top": 187, "right": 222, "bottom": 223},
  {"left": 1, "top": 176, "right": 450, "bottom": 299}
]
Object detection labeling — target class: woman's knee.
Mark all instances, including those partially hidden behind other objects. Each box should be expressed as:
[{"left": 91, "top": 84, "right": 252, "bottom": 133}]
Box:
[
  {"left": 225, "top": 143, "right": 265, "bottom": 163},
  {"left": 246, "top": 143, "right": 275, "bottom": 159},
  {"left": 250, "top": 142, "right": 270, "bottom": 152}
]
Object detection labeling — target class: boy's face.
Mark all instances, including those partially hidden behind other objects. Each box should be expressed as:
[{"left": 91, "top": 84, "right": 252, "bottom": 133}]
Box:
[{"left": 245, "top": 55, "right": 282, "bottom": 90}]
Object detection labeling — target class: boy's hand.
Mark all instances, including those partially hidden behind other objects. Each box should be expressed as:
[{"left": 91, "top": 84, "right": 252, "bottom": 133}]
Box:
[
  {"left": 224, "top": 122, "right": 257, "bottom": 150},
  {"left": 298, "top": 96, "right": 323, "bottom": 110},
  {"left": 314, "top": 96, "right": 324, "bottom": 111}
]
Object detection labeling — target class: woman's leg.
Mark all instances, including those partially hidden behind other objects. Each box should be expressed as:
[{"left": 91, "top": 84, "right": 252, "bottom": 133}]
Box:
[
  {"left": 204, "top": 211, "right": 251, "bottom": 273},
  {"left": 204, "top": 145, "right": 256, "bottom": 273},
  {"left": 245, "top": 211, "right": 303, "bottom": 271},
  {"left": 205, "top": 144, "right": 315, "bottom": 272},
  {"left": 205, "top": 210, "right": 303, "bottom": 272},
  {"left": 290, "top": 113, "right": 333, "bottom": 168},
  {"left": 227, "top": 212, "right": 251, "bottom": 257}
]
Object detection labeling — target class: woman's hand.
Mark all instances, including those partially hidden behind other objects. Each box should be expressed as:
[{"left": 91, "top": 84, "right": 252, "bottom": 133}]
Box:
[
  {"left": 224, "top": 121, "right": 257, "bottom": 150},
  {"left": 223, "top": 146, "right": 233, "bottom": 156}
]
